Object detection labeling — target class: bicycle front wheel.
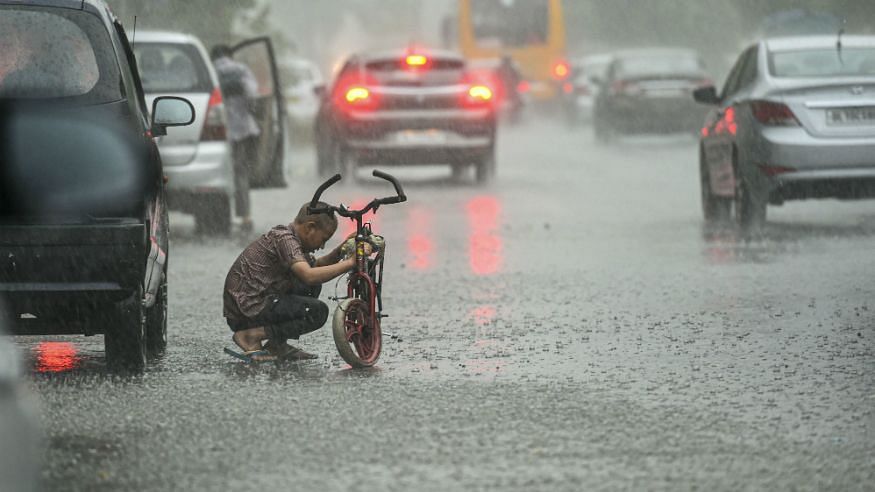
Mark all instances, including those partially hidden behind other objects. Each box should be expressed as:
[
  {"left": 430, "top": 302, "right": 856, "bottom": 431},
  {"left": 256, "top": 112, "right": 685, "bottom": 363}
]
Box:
[{"left": 332, "top": 298, "right": 381, "bottom": 368}]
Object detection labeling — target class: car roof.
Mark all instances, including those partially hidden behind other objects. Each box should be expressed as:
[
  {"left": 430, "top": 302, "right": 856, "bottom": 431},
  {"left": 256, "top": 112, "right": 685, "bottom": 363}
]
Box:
[
  {"left": 133, "top": 30, "right": 205, "bottom": 46},
  {"left": 764, "top": 35, "right": 875, "bottom": 52},
  {"left": 357, "top": 49, "right": 465, "bottom": 65},
  {"left": 0, "top": 0, "right": 106, "bottom": 13}
]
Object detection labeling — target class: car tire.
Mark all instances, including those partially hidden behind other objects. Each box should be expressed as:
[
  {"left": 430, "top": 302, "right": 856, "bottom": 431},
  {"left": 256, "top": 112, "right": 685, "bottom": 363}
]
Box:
[
  {"left": 733, "top": 157, "right": 766, "bottom": 228},
  {"left": 145, "top": 281, "right": 167, "bottom": 357},
  {"left": 195, "top": 194, "right": 232, "bottom": 236},
  {"left": 700, "top": 160, "right": 730, "bottom": 222},
  {"left": 475, "top": 150, "right": 496, "bottom": 184},
  {"left": 105, "top": 286, "right": 146, "bottom": 372}
]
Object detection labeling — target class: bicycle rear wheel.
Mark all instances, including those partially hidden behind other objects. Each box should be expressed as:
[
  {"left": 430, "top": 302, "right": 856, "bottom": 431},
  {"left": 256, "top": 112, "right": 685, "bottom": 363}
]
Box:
[{"left": 332, "top": 298, "right": 381, "bottom": 368}]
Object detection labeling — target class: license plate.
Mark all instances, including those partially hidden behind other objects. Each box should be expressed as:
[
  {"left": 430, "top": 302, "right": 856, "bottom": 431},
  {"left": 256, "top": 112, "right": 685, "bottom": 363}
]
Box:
[
  {"left": 826, "top": 106, "right": 875, "bottom": 125},
  {"left": 394, "top": 130, "right": 447, "bottom": 144}
]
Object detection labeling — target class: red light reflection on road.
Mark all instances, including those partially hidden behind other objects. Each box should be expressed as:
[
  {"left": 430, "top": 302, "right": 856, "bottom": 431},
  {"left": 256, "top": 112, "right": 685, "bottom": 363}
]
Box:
[
  {"left": 471, "top": 305, "right": 496, "bottom": 326},
  {"left": 466, "top": 196, "right": 503, "bottom": 276},
  {"left": 34, "top": 342, "right": 80, "bottom": 373},
  {"left": 406, "top": 207, "right": 434, "bottom": 271}
]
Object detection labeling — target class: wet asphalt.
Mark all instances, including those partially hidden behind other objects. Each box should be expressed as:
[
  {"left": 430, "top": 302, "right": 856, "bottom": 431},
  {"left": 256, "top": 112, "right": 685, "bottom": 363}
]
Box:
[{"left": 13, "top": 118, "right": 875, "bottom": 491}]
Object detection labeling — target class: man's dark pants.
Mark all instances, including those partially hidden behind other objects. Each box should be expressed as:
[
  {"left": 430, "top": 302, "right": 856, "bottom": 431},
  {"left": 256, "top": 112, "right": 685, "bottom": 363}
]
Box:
[{"left": 228, "top": 285, "right": 329, "bottom": 342}]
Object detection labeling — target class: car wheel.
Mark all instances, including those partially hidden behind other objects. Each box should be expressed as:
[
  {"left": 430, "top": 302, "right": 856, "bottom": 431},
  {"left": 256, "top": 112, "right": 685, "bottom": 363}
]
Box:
[
  {"left": 195, "top": 194, "right": 231, "bottom": 236},
  {"left": 145, "top": 281, "right": 167, "bottom": 357},
  {"left": 700, "top": 160, "right": 730, "bottom": 222},
  {"left": 105, "top": 286, "right": 146, "bottom": 372},
  {"left": 734, "top": 159, "right": 766, "bottom": 228},
  {"left": 475, "top": 150, "right": 496, "bottom": 184}
]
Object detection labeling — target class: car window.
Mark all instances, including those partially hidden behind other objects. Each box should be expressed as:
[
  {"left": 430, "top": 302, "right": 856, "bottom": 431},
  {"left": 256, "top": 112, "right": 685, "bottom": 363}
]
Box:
[
  {"left": 472, "top": 0, "right": 548, "bottom": 48},
  {"left": 721, "top": 46, "right": 755, "bottom": 100},
  {"left": 0, "top": 6, "right": 123, "bottom": 102},
  {"left": 616, "top": 55, "right": 704, "bottom": 79},
  {"left": 365, "top": 58, "right": 466, "bottom": 87},
  {"left": 769, "top": 48, "right": 875, "bottom": 78},
  {"left": 134, "top": 43, "right": 212, "bottom": 93}
]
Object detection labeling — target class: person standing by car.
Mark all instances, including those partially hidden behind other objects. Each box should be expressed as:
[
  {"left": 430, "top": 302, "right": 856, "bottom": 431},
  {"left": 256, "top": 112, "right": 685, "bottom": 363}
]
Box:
[{"left": 211, "top": 44, "right": 260, "bottom": 233}]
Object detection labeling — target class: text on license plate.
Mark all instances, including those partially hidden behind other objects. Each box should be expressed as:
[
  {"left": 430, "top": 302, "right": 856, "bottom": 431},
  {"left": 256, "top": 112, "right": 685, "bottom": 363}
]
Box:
[
  {"left": 394, "top": 130, "right": 448, "bottom": 144},
  {"left": 826, "top": 106, "right": 875, "bottom": 125}
]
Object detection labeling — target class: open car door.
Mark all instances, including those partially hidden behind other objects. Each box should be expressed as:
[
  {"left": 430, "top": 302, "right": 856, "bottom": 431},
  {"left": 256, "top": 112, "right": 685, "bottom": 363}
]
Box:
[{"left": 231, "top": 37, "right": 286, "bottom": 188}]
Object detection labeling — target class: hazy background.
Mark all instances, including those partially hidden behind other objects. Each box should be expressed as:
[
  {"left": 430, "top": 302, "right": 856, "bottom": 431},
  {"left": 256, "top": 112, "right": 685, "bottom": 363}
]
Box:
[{"left": 109, "top": 0, "right": 875, "bottom": 86}]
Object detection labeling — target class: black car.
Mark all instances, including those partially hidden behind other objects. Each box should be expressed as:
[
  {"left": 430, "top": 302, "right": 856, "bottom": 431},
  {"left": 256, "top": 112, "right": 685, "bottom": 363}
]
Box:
[
  {"left": 315, "top": 49, "right": 497, "bottom": 183},
  {"left": 593, "top": 48, "right": 712, "bottom": 140},
  {"left": 0, "top": 0, "right": 194, "bottom": 370}
]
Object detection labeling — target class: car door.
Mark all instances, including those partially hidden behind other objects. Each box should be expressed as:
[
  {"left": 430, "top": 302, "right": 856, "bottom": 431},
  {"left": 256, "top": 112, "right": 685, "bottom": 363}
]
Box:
[
  {"left": 702, "top": 45, "right": 757, "bottom": 197},
  {"left": 231, "top": 37, "right": 285, "bottom": 188}
]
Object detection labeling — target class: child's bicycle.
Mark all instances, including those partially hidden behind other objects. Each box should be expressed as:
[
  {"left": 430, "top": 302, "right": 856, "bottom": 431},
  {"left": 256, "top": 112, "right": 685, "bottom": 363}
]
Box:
[{"left": 307, "top": 170, "right": 407, "bottom": 368}]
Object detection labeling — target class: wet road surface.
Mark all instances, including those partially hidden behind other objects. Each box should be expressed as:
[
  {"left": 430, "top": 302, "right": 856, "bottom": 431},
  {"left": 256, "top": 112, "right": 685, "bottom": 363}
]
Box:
[{"left": 16, "top": 119, "right": 875, "bottom": 490}]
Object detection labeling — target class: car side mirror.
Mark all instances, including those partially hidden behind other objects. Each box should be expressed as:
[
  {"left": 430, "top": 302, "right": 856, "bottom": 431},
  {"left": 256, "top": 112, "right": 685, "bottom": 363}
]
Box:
[
  {"left": 313, "top": 84, "right": 326, "bottom": 97},
  {"left": 693, "top": 86, "right": 720, "bottom": 105},
  {"left": 151, "top": 96, "right": 195, "bottom": 136}
]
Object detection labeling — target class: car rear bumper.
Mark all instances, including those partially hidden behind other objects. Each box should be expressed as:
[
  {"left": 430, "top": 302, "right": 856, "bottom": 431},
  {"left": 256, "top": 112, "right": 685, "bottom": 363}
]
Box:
[
  {"left": 0, "top": 222, "right": 146, "bottom": 334},
  {"left": 164, "top": 141, "right": 233, "bottom": 199},
  {"left": 606, "top": 95, "right": 704, "bottom": 129},
  {"left": 754, "top": 127, "right": 875, "bottom": 201},
  {"left": 339, "top": 110, "right": 495, "bottom": 165}
]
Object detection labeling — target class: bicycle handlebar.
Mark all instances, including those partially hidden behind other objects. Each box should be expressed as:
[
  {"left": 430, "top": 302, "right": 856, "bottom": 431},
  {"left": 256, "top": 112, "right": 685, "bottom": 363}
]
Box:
[{"left": 307, "top": 170, "right": 406, "bottom": 218}]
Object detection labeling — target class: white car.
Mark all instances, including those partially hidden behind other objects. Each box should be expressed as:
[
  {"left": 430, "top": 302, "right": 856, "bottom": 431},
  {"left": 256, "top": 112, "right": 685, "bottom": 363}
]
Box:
[
  {"left": 278, "top": 58, "right": 323, "bottom": 139},
  {"left": 0, "top": 319, "right": 40, "bottom": 492},
  {"left": 134, "top": 31, "right": 235, "bottom": 234}
]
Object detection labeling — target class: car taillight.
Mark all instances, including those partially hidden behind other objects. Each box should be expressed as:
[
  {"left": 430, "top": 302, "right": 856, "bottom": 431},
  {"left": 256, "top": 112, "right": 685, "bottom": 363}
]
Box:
[
  {"left": 405, "top": 54, "right": 428, "bottom": 67},
  {"left": 562, "top": 82, "right": 573, "bottom": 95},
  {"left": 466, "top": 84, "right": 493, "bottom": 107},
  {"left": 751, "top": 101, "right": 799, "bottom": 126},
  {"left": 201, "top": 87, "right": 226, "bottom": 141},
  {"left": 552, "top": 60, "right": 570, "bottom": 80},
  {"left": 341, "top": 85, "right": 377, "bottom": 111}
]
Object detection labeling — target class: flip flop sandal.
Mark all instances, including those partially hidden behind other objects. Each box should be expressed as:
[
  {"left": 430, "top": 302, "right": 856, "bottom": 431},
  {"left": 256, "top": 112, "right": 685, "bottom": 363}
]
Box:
[{"left": 223, "top": 347, "right": 276, "bottom": 363}]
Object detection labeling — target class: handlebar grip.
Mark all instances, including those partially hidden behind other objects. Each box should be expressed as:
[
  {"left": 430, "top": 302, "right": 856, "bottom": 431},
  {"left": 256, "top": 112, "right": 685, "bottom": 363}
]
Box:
[
  {"left": 372, "top": 169, "right": 407, "bottom": 202},
  {"left": 309, "top": 174, "right": 342, "bottom": 212}
]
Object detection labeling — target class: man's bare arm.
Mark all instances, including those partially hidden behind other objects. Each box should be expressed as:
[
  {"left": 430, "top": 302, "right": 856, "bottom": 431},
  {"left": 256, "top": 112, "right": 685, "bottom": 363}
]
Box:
[{"left": 291, "top": 258, "right": 355, "bottom": 286}]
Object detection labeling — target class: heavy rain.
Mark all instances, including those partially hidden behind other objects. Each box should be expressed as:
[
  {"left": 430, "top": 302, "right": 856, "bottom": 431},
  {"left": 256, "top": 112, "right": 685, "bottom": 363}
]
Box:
[{"left": 1, "top": 0, "right": 874, "bottom": 490}]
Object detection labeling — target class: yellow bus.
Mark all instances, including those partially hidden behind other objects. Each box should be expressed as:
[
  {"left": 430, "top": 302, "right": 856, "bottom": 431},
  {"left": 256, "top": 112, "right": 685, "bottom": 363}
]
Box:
[{"left": 456, "top": 0, "right": 568, "bottom": 101}]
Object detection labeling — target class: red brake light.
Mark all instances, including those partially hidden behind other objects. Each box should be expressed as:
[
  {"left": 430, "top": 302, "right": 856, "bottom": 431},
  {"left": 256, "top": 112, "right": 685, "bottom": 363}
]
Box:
[
  {"left": 345, "top": 86, "right": 370, "bottom": 104},
  {"left": 562, "top": 82, "right": 573, "bottom": 94},
  {"left": 405, "top": 54, "right": 428, "bottom": 67},
  {"left": 465, "top": 84, "right": 494, "bottom": 108},
  {"left": 200, "top": 87, "right": 227, "bottom": 141},
  {"left": 751, "top": 101, "right": 799, "bottom": 126},
  {"left": 552, "top": 60, "right": 570, "bottom": 80}
]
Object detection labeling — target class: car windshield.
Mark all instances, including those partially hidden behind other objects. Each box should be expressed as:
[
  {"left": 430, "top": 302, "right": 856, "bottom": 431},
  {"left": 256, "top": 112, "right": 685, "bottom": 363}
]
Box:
[
  {"left": 769, "top": 48, "right": 875, "bottom": 78},
  {"left": 365, "top": 58, "right": 466, "bottom": 87},
  {"left": 134, "top": 43, "right": 212, "bottom": 93},
  {"left": 0, "top": 6, "right": 123, "bottom": 102},
  {"left": 617, "top": 55, "right": 704, "bottom": 79}
]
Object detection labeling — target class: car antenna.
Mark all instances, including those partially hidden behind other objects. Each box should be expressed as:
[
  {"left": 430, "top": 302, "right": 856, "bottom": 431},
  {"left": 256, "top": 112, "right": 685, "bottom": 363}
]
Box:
[
  {"left": 836, "top": 19, "right": 846, "bottom": 65},
  {"left": 131, "top": 15, "right": 138, "bottom": 47}
]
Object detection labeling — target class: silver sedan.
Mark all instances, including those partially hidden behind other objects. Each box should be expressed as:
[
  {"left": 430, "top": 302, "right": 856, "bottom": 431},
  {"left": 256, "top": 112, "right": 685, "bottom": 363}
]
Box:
[{"left": 694, "top": 35, "right": 875, "bottom": 226}]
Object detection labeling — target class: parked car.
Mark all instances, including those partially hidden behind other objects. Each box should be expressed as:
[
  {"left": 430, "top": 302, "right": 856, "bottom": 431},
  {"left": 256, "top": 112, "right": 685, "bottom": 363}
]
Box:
[
  {"left": 593, "top": 48, "right": 712, "bottom": 140},
  {"left": 0, "top": 0, "right": 194, "bottom": 371},
  {"left": 278, "top": 57, "right": 323, "bottom": 140},
  {"left": 562, "top": 53, "right": 613, "bottom": 125},
  {"left": 315, "top": 49, "right": 498, "bottom": 182},
  {"left": 134, "top": 30, "right": 234, "bottom": 234},
  {"left": 694, "top": 36, "right": 875, "bottom": 227}
]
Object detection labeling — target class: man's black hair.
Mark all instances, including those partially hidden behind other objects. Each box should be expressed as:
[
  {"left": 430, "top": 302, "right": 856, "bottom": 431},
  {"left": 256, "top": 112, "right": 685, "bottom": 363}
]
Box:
[{"left": 211, "top": 44, "right": 232, "bottom": 60}]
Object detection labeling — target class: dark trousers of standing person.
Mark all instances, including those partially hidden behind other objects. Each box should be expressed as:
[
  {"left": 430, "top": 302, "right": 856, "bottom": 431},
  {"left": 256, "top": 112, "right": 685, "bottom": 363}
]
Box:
[
  {"left": 232, "top": 135, "right": 258, "bottom": 221},
  {"left": 226, "top": 284, "right": 328, "bottom": 343}
]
